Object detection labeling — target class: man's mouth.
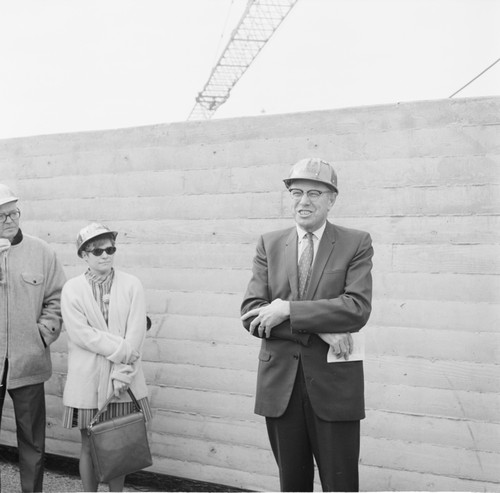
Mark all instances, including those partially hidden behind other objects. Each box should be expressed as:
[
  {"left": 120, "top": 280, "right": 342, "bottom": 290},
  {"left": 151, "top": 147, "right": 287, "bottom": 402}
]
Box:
[{"left": 298, "top": 210, "right": 313, "bottom": 217}]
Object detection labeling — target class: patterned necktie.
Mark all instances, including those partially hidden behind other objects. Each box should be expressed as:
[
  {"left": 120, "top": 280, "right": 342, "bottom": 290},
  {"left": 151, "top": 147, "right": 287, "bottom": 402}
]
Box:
[{"left": 298, "top": 232, "right": 314, "bottom": 299}]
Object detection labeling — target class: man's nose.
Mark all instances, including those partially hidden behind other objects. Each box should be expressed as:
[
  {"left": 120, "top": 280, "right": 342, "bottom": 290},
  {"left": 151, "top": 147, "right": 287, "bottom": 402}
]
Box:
[{"left": 299, "top": 193, "right": 311, "bottom": 204}]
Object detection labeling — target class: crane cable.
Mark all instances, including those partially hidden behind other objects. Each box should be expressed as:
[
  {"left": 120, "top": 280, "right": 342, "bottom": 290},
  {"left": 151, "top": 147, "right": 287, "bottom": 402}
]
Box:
[
  {"left": 449, "top": 57, "right": 500, "bottom": 98},
  {"left": 212, "top": 0, "right": 236, "bottom": 67}
]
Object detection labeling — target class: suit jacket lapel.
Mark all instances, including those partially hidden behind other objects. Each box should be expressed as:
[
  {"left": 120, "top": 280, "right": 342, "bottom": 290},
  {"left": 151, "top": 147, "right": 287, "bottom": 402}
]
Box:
[
  {"left": 305, "top": 221, "right": 336, "bottom": 299},
  {"left": 285, "top": 228, "right": 299, "bottom": 300}
]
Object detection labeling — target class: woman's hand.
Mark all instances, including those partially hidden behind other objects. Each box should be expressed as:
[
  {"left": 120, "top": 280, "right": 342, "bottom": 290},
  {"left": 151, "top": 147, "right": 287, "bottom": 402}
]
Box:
[
  {"left": 123, "top": 348, "right": 140, "bottom": 364},
  {"left": 113, "top": 379, "right": 129, "bottom": 397}
]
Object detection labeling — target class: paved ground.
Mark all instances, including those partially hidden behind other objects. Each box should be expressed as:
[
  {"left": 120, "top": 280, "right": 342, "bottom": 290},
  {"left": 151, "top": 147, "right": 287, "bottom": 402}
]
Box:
[
  {"left": 1, "top": 460, "right": 116, "bottom": 492},
  {"left": 0, "top": 446, "right": 246, "bottom": 492}
]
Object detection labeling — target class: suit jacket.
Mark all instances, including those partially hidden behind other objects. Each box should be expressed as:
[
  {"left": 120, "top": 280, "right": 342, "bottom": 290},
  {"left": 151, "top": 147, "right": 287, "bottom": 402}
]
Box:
[{"left": 241, "top": 221, "right": 373, "bottom": 421}]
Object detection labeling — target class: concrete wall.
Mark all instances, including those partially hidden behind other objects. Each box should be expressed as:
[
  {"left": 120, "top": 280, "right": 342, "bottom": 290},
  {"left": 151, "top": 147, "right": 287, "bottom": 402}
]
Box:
[{"left": 0, "top": 96, "right": 498, "bottom": 491}]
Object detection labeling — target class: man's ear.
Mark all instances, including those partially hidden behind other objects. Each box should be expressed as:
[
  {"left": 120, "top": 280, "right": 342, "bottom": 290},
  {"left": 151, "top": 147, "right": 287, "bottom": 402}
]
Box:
[{"left": 329, "top": 192, "right": 338, "bottom": 208}]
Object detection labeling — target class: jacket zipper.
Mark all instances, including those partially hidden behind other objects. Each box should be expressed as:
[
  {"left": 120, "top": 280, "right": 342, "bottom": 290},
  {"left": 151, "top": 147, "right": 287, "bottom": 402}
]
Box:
[{"left": 0, "top": 250, "right": 8, "bottom": 386}]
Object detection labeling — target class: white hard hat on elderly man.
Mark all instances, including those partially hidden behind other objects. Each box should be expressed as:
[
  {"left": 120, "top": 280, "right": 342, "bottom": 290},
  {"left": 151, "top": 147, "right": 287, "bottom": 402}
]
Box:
[
  {"left": 0, "top": 184, "right": 19, "bottom": 206},
  {"left": 283, "top": 158, "right": 338, "bottom": 193}
]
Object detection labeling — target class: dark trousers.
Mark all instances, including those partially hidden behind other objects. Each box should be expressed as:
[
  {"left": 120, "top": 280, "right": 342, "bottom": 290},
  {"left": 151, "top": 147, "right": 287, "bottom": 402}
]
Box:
[
  {"left": 0, "top": 360, "right": 46, "bottom": 493},
  {"left": 266, "top": 361, "right": 360, "bottom": 492}
]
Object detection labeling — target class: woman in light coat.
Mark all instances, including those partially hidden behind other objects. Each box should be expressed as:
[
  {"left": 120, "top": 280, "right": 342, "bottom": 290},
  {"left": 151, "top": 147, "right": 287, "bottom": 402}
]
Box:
[{"left": 61, "top": 223, "right": 152, "bottom": 492}]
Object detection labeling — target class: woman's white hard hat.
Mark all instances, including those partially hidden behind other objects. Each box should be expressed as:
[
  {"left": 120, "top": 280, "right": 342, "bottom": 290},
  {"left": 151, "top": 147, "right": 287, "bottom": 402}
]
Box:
[{"left": 76, "top": 223, "right": 118, "bottom": 257}]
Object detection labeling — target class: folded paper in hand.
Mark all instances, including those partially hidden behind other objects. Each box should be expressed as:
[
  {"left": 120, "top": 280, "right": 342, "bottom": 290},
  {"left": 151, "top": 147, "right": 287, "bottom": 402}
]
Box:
[{"left": 327, "top": 332, "right": 365, "bottom": 363}]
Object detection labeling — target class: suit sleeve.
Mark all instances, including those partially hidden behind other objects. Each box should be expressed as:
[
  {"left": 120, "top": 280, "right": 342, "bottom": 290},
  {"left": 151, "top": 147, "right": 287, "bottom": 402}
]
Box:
[
  {"left": 290, "top": 232, "right": 373, "bottom": 334},
  {"left": 241, "top": 235, "right": 310, "bottom": 345}
]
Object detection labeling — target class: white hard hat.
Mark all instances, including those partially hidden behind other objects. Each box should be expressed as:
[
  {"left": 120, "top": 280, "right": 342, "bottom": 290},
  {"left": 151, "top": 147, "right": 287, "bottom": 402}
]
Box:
[
  {"left": 0, "top": 184, "right": 19, "bottom": 206},
  {"left": 76, "top": 223, "right": 118, "bottom": 257},
  {"left": 283, "top": 158, "right": 338, "bottom": 193}
]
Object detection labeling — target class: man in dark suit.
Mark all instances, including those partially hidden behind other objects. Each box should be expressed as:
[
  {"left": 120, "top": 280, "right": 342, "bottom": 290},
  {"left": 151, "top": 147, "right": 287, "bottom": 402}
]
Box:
[{"left": 241, "top": 158, "right": 373, "bottom": 492}]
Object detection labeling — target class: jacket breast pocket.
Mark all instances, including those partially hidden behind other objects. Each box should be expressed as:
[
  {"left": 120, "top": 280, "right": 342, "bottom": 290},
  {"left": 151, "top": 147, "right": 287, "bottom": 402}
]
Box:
[{"left": 21, "top": 272, "right": 45, "bottom": 286}]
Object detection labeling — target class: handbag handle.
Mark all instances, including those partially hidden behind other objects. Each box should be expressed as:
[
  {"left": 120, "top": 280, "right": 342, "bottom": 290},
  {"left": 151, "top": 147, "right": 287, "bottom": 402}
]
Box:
[{"left": 88, "top": 388, "right": 143, "bottom": 430}]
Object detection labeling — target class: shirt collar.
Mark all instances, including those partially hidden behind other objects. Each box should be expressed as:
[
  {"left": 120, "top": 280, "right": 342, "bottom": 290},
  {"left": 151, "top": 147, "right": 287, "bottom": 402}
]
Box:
[
  {"left": 85, "top": 267, "right": 115, "bottom": 284},
  {"left": 296, "top": 221, "right": 327, "bottom": 242}
]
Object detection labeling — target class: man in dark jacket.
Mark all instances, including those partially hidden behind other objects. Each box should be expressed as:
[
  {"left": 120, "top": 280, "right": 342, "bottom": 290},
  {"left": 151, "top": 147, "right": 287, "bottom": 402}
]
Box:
[{"left": 241, "top": 158, "right": 373, "bottom": 492}]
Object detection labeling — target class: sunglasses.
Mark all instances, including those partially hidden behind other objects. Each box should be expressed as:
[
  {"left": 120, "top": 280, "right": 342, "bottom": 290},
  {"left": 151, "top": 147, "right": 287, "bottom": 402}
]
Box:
[{"left": 87, "top": 247, "right": 117, "bottom": 257}]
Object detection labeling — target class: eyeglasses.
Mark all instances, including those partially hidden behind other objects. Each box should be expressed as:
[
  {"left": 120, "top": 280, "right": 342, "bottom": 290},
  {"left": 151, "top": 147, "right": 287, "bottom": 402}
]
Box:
[
  {"left": 0, "top": 209, "right": 21, "bottom": 223},
  {"left": 86, "top": 247, "right": 117, "bottom": 256},
  {"left": 289, "top": 189, "right": 331, "bottom": 201}
]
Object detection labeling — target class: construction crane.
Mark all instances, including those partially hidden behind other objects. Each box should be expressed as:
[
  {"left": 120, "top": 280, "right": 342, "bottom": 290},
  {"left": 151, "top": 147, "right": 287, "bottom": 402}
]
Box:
[{"left": 187, "top": 0, "right": 299, "bottom": 121}]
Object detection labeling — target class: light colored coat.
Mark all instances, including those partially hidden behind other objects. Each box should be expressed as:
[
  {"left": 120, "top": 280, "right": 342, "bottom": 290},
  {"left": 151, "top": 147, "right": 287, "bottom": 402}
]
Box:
[
  {"left": 61, "top": 270, "right": 148, "bottom": 409},
  {"left": 0, "top": 233, "right": 65, "bottom": 389}
]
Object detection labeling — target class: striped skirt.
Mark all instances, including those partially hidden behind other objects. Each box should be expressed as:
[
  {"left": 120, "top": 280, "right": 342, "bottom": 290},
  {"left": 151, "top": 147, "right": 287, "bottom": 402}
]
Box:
[{"left": 62, "top": 397, "right": 153, "bottom": 429}]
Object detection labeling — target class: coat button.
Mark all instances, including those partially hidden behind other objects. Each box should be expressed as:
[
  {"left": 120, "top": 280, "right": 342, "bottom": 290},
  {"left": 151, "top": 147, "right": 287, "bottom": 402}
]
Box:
[{"left": 293, "top": 353, "right": 299, "bottom": 360}]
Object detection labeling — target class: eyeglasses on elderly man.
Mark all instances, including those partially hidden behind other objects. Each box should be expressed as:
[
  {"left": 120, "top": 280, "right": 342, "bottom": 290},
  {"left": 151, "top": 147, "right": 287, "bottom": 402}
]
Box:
[{"left": 0, "top": 209, "right": 21, "bottom": 223}]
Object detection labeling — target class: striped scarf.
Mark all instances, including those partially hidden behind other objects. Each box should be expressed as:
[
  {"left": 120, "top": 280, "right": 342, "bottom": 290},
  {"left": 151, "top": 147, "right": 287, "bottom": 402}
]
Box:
[{"left": 84, "top": 268, "right": 115, "bottom": 324}]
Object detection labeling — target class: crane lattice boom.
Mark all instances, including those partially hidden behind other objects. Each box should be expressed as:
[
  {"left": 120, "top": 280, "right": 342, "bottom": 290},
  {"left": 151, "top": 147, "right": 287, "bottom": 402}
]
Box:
[{"left": 187, "top": 0, "right": 298, "bottom": 121}]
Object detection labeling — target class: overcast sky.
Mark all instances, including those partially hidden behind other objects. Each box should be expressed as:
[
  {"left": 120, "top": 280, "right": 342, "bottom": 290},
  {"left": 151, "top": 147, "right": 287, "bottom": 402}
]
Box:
[{"left": 1, "top": 0, "right": 498, "bottom": 139}]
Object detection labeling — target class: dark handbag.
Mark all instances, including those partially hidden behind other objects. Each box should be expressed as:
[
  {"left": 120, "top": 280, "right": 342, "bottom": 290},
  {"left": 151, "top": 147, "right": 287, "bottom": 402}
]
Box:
[{"left": 87, "top": 388, "right": 152, "bottom": 482}]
